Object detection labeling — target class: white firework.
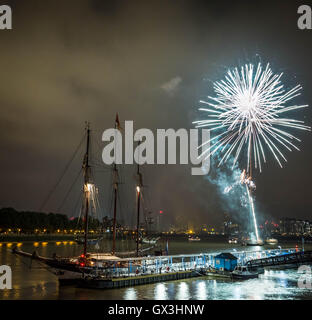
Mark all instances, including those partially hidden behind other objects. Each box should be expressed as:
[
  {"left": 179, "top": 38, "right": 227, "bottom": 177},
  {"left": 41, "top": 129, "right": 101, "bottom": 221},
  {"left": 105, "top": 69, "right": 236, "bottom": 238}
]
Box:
[{"left": 194, "top": 63, "right": 310, "bottom": 172}]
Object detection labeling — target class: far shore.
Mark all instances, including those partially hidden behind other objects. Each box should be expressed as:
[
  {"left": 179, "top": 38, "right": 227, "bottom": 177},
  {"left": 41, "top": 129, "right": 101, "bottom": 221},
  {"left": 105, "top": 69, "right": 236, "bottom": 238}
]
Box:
[
  {"left": 1, "top": 232, "right": 311, "bottom": 244},
  {"left": 0, "top": 234, "right": 83, "bottom": 242}
]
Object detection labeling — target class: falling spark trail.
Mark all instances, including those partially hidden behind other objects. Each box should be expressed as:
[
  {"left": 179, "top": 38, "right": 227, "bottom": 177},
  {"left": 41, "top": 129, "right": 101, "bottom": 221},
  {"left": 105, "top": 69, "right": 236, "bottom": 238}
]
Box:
[{"left": 245, "top": 184, "right": 259, "bottom": 242}]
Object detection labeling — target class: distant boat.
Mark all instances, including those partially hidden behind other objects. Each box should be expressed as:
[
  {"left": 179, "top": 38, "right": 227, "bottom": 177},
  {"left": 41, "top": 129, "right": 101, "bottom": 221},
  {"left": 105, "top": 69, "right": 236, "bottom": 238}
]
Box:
[
  {"left": 74, "top": 237, "right": 103, "bottom": 245},
  {"left": 265, "top": 238, "right": 278, "bottom": 245},
  {"left": 231, "top": 265, "right": 259, "bottom": 280},
  {"left": 228, "top": 238, "right": 238, "bottom": 244},
  {"left": 142, "top": 237, "right": 160, "bottom": 245},
  {"left": 246, "top": 239, "right": 264, "bottom": 246},
  {"left": 188, "top": 235, "right": 200, "bottom": 241}
]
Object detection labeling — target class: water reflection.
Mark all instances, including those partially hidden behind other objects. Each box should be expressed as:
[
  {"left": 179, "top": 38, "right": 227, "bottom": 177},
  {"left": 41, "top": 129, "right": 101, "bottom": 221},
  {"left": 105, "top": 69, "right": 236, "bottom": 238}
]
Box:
[
  {"left": 195, "top": 280, "right": 207, "bottom": 300},
  {"left": 233, "top": 286, "right": 242, "bottom": 300},
  {"left": 176, "top": 282, "right": 190, "bottom": 300},
  {"left": 154, "top": 283, "right": 168, "bottom": 300},
  {"left": 124, "top": 288, "right": 137, "bottom": 300}
]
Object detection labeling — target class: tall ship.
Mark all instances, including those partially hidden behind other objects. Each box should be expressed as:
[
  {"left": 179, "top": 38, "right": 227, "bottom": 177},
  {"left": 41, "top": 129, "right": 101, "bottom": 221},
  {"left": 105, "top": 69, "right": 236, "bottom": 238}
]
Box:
[{"left": 13, "top": 116, "right": 158, "bottom": 284}]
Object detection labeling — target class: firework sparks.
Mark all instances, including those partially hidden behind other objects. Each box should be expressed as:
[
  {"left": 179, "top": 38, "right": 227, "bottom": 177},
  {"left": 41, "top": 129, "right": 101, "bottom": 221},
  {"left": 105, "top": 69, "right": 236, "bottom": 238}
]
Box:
[
  {"left": 194, "top": 63, "right": 310, "bottom": 172},
  {"left": 240, "top": 169, "right": 256, "bottom": 190},
  {"left": 195, "top": 62, "right": 310, "bottom": 244}
]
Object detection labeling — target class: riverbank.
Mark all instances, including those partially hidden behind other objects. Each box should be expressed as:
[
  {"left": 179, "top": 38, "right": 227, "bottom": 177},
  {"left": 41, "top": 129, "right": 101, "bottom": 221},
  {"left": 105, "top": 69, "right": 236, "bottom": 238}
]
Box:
[
  {"left": 0, "top": 234, "right": 77, "bottom": 242},
  {"left": 1, "top": 232, "right": 311, "bottom": 243}
]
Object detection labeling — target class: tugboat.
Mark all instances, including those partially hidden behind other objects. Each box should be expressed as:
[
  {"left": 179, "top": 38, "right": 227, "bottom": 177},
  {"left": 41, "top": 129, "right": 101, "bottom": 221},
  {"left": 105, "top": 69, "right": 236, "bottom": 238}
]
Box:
[{"left": 231, "top": 265, "right": 259, "bottom": 280}]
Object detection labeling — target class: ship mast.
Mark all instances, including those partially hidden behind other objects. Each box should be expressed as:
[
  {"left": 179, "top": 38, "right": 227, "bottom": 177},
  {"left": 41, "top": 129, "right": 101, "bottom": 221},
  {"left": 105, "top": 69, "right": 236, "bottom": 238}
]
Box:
[
  {"left": 136, "top": 140, "right": 143, "bottom": 257},
  {"left": 112, "top": 114, "right": 120, "bottom": 255},
  {"left": 83, "top": 122, "right": 91, "bottom": 257}
]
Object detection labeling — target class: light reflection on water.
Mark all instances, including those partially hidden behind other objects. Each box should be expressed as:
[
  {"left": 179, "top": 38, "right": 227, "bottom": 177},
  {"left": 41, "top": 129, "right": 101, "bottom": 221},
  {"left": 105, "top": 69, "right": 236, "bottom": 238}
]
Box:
[
  {"left": 154, "top": 283, "right": 168, "bottom": 300},
  {"left": 124, "top": 288, "right": 137, "bottom": 300},
  {"left": 195, "top": 281, "right": 207, "bottom": 300},
  {"left": 176, "top": 282, "right": 190, "bottom": 300},
  {"left": 1, "top": 240, "right": 312, "bottom": 300}
]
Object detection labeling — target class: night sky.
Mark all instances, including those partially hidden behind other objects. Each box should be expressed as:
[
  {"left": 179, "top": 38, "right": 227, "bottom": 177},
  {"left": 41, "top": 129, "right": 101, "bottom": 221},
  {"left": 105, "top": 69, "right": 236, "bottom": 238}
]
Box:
[{"left": 1, "top": 0, "right": 311, "bottom": 229}]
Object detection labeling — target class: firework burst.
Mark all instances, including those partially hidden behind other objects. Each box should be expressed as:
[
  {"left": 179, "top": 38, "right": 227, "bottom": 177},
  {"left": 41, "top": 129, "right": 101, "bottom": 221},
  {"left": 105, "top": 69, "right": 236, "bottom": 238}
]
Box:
[{"left": 194, "top": 63, "right": 310, "bottom": 172}]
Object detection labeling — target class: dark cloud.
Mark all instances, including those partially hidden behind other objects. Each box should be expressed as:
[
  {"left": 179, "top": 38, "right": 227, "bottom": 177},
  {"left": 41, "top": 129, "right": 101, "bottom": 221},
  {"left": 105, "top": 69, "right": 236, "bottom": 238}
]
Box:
[{"left": 0, "top": 0, "right": 311, "bottom": 229}]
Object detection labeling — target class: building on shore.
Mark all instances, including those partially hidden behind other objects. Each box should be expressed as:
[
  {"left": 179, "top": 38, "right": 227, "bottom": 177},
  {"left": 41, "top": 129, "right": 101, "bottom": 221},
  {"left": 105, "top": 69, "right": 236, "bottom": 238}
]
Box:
[{"left": 279, "top": 218, "right": 311, "bottom": 236}]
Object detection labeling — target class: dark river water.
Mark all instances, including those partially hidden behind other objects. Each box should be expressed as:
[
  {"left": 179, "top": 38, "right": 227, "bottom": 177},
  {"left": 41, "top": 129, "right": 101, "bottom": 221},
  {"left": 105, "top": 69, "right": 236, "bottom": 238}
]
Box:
[{"left": 0, "top": 239, "right": 312, "bottom": 300}]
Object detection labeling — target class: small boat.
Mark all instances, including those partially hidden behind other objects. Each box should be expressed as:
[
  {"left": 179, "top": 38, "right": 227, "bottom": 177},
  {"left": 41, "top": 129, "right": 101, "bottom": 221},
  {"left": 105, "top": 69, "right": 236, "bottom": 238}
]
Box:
[
  {"left": 188, "top": 236, "right": 200, "bottom": 241},
  {"left": 231, "top": 265, "right": 259, "bottom": 280},
  {"left": 142, "top": 237, "right": 160, "bottom": 245},
  {"left": 228, "top": 238, "right": 238, "bottom": 244},
  {"left": 265, "top": 238, "right": 278, "bottom": 245},
  {"left": 75, "top": 237, "right": 103, "bottom": 245},
  {"left": 246, "top": 239, "right": 264, "bottom": 246}
]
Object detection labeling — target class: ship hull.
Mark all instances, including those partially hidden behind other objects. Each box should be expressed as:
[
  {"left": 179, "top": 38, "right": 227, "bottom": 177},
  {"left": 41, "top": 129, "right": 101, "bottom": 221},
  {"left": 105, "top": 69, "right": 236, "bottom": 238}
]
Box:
[
  {"left": 231, "top": 273, "right": 258, "bottom": 280},
  {"left": 57, "top": 271, "right": 84, "bottom": 285},
  {"left": 77, "top": 270, "right": 202, "bottom": 289}
]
